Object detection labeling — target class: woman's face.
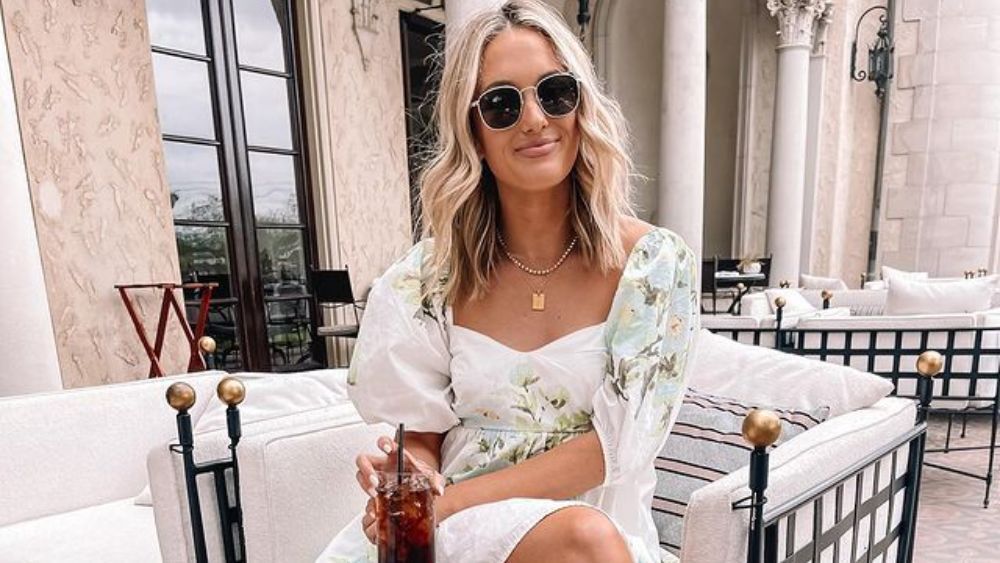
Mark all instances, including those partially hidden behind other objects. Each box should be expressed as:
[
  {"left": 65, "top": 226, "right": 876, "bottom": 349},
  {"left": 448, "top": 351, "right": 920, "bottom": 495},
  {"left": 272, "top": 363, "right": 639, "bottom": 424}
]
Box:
[{"left": 473, "top": 27, "right": 580, "bottom": 194}]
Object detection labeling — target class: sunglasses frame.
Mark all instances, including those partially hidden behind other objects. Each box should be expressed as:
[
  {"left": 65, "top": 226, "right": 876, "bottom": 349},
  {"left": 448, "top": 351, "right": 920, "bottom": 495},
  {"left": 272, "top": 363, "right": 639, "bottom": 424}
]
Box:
[{"left": 470, "top": 72, "right": 581, "bottom": 131}]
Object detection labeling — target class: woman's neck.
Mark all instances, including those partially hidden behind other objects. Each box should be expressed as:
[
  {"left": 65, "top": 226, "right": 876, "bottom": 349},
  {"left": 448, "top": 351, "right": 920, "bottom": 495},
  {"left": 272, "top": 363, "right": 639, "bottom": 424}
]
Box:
[{"left": 497, "top": 178, "right": 574, "bottom": 264}]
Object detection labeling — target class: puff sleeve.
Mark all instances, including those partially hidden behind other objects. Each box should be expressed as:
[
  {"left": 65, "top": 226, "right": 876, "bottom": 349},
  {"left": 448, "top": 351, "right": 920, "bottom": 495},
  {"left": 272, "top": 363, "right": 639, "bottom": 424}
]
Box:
[
  {"left": 346, "top": 241, "right": 460, "bottom": 433},
  {"left": 590, "top": 229, "right": 699, "bottom": 487}
]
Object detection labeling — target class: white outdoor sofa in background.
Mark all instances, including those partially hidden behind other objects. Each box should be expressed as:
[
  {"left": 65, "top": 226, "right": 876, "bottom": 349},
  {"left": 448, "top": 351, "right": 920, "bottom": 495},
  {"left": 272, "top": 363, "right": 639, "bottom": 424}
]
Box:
[{"left": 0, "top": 370, "right": 229, "bottom": 562}]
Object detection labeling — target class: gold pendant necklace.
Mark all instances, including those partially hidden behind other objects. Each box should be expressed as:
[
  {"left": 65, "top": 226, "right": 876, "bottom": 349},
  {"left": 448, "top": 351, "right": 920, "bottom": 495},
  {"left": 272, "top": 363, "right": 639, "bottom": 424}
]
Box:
[{"left": 498, "top": 233, "right": 577, "bottom": 312}]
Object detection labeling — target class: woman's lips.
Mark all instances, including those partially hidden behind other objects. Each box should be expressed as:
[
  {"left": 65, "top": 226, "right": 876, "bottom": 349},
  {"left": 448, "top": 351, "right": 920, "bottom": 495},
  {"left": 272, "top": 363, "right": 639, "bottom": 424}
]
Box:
[{"left": 515, "top": 139, "right": 559, "bottom": 158}]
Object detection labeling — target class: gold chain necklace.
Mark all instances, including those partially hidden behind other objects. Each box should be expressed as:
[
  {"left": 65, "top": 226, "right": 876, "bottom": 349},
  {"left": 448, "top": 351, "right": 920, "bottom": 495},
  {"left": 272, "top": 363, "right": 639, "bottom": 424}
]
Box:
[{"left": 498, "top": 233, "right": 578, "bottom": 311}]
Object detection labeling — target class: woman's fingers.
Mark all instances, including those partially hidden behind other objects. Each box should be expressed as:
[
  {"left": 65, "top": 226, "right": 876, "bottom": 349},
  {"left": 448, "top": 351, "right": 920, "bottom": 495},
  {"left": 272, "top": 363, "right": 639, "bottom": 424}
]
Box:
[
  {"left": 355, "top": 452, "right": 384, "bottom": 497},
  {"left": 361, "top": 503, "right": 377, "bottom": 544},
  {"left": 401, "top": 449, "right": 446, "bottom": 495}
]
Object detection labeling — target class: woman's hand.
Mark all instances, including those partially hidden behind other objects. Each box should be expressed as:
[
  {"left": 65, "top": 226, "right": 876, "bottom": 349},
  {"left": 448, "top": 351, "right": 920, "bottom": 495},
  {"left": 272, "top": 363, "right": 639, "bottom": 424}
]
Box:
[{"left": 356, "top": 435, "right": 447, "bottom": 544}]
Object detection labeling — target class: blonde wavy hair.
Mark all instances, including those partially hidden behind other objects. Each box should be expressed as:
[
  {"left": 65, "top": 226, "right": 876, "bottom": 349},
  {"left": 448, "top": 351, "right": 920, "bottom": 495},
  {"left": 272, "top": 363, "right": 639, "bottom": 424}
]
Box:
[{"left": 419, "top": 0, "right": 635, "bottom": 303}]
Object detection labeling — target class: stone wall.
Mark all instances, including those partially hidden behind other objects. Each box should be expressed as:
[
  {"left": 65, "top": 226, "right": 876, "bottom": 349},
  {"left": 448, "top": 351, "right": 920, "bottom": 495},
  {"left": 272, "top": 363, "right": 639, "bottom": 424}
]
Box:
[
  {"left": 880, "top": 0, "right": 1000, "bottom": 275},
  {"left": 1, "top": 0, "right": 186, "bottom": 388}
]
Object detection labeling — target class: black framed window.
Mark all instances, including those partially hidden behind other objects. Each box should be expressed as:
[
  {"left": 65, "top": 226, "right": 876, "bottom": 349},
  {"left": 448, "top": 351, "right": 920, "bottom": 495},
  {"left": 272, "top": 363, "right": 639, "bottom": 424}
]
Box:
[{"left": 148, "top": 0, "right": 318, "bottom": 372}]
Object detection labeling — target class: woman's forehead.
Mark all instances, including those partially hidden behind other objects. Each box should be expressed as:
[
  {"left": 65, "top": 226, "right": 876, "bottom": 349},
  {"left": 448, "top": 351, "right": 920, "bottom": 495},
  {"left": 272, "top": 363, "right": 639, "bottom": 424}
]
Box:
[{"left": 478, "top": 27, "right": 563, "bottom": 90}]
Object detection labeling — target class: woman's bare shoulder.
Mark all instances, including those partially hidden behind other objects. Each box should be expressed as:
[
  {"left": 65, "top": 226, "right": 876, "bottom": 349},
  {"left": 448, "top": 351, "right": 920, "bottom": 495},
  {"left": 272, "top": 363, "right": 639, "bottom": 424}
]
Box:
[{"left": 620, "top": 216, "right": 656, "bottom": 252}]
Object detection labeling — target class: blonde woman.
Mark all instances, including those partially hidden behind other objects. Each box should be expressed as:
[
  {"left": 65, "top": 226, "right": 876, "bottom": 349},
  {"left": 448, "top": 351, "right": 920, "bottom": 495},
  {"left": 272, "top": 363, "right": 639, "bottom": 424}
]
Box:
[{"left": 319, "top": 1, "right": 698, "bottom": 561}]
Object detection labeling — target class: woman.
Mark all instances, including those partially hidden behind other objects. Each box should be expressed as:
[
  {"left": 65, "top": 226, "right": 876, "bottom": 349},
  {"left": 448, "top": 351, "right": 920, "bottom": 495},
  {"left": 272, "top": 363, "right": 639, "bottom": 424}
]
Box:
[{"left": 319, "top": 1, "right": 698, "bottom": 562}]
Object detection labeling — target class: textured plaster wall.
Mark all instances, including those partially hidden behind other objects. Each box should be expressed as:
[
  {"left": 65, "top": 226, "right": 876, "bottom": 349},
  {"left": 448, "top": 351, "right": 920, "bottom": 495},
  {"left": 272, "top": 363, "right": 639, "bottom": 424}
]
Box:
[
  {"left": 879, "top": 0, "right": 1000, "bottom": 276},
  {"left": 1, "top": 0, "right": 186, "bottom": 388},
  {"left": 312, "top": 0, "right": 422, "bottom": 292}
]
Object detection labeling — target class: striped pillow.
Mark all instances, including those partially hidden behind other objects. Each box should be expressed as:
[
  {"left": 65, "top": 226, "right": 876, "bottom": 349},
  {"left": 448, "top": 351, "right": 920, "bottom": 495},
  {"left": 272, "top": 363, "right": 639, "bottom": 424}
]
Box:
[{"left": 653, "top": 389, "right": 830, "bottom": 555}]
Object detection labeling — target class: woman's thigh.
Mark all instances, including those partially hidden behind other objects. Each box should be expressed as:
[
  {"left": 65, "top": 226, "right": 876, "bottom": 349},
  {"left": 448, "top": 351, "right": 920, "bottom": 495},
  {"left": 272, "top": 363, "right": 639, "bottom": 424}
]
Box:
[{"left": 506, "top": 506, "right": 632, "bottom": 563}]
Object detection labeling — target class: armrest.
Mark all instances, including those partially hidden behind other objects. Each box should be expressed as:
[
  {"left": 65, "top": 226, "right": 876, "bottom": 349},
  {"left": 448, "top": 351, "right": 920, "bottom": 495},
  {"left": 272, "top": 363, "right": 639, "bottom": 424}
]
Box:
[
  {"left": 148, "top": 404, "right": 390, "bottom": 563},
  {"left": 679, "top": 397, "right": 916, "bottom": 563}
]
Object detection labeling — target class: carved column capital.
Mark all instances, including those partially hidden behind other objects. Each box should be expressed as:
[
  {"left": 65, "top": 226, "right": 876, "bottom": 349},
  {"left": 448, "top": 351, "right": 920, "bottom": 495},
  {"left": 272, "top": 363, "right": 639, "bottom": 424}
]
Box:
[
  {"left": 812, "top": 2, "right": 835, "bottom": 56},
  {"left": 766, "top": 0, "right": 830, "bottom": 48}
]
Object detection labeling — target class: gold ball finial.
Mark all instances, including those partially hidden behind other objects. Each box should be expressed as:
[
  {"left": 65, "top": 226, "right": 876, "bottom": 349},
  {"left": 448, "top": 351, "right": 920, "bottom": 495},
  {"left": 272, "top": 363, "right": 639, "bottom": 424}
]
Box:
[
  {"left": 742, "top": 409, "right": 782, "bottom": 449},
  {"left": 736, "top": 282, "right": 746, "bottom": 291},
  {"left": 916, "top": 351, "right": 944, "bottom": 378},
  {"left": 166, "top": 382, "right": 196, "bottom": 412},
  {"left": 774, "top": 296, "right": 787, "bottom": 309},
  {"left": 820, "top": 289, "right": 834, "bottom": 301},
  {"left": 198, "top": 336, "right": 217, "bottom": 354},
  {"left": 216, "top": 377, "right": 246, "bottom": 407}
]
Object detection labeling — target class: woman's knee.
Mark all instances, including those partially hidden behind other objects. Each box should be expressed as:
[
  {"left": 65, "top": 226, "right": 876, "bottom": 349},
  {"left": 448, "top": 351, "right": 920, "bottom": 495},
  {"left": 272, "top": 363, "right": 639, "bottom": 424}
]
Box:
[{"left": 553, "top": 507, "right": 630, "bottom": 562}]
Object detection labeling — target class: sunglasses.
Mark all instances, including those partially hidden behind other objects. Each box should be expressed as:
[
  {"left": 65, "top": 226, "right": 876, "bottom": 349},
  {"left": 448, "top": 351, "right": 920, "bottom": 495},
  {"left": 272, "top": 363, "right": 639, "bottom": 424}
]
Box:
[{"left": 470, "top": 72, "right": 581, "bottom": 131}]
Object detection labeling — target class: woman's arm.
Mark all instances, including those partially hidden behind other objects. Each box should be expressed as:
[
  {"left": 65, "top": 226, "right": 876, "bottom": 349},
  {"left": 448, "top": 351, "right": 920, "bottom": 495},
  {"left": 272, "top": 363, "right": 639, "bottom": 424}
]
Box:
[{"left": 437, "top": 431, "right": 604, "bottom": 521}]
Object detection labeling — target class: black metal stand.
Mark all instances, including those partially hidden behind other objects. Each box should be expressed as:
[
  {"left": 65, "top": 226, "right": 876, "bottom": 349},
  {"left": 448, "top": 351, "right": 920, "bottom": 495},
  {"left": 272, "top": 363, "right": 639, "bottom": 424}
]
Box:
[{"left": 167, "top": 379, "right": 247, "bottom": 563}]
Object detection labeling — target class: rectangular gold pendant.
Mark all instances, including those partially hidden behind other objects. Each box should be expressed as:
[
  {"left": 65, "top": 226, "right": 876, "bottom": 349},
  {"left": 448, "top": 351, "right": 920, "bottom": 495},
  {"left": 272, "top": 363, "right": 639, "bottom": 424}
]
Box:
[{"left": 531, "top": 291, "right": 546, "bottom": 311}]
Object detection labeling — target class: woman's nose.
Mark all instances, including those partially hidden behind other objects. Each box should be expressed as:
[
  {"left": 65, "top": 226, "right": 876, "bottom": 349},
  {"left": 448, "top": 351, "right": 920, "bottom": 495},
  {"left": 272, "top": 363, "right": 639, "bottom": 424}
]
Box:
[{"left": 519, "top": 88, "right": 548, "bottom": 133}]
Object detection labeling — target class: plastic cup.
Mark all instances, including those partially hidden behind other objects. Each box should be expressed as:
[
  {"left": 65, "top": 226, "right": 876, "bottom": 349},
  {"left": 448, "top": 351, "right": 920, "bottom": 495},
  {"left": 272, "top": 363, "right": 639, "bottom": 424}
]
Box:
[{"left": 376, "top": 471, "right": 435, "bottom": 563}]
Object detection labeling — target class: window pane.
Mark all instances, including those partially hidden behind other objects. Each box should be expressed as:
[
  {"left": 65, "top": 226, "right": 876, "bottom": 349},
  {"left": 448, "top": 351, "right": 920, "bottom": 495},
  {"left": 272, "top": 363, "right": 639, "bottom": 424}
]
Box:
[
  {"left": 257, "top": 228, "right": 306, "bottom": 295},
  {"left": 164, "top": 142, "right": 224, "bottom": 222},
  {"left": 204, "top": 303, "right": 243, "bottom": 371},
  {"left": 147, "top": 0, "right": 206, "bottom": 56},
  {"left": 249, "top": 152, "right": 299, "bottom": 224},
  {"left": 265, "top": 298, "right": 312, "bottom": 368},
  {"left": 240, "top": 71, "right": 293, "bottom": 149},
  {"left": 176, "top": 226, "right": 232, "bottom": 296},
  {"left": 153, "top": 54, "right": 216, "bottom": 139},
  {"left": 233, "top": 0, "right": 289, "bottom": 72}
]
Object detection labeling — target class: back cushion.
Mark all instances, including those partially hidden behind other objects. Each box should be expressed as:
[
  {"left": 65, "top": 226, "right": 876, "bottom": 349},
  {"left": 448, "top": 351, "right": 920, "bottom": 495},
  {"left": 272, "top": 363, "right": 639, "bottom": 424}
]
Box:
[
  {"left": 800, "top": 273, "right": 848, "bottom": 291},
  {"left": 885, "top": 277, "right": 995, "bottom": 315},
  {"left": 653, "top": 389, "right": 829, "bottom": 554}
]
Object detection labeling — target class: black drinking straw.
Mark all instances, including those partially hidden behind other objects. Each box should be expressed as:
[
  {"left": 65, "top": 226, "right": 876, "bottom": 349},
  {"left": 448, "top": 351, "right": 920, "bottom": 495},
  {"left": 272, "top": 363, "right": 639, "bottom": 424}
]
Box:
[{"left": 396, "top": 423, "right": 405, "bottom": 486}]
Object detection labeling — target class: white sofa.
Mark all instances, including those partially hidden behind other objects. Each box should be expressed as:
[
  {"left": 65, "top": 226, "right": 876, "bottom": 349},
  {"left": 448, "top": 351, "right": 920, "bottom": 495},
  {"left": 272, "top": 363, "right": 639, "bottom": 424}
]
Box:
[
  {"left": 0, "top": 370, "right": 230, "bottom": 562},
  {"left": 1, "top": 337, "right": 922, "bottom": 563}
]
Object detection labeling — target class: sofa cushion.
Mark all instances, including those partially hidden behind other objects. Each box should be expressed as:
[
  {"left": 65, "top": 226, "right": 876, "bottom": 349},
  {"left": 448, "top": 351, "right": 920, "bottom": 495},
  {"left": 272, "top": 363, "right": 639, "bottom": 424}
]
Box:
[
  {"left": 881, "top": 265, "right": 928, "bottom": 284},
  {"left": 765, "top": 288, "right": 815, "bottom": 316},
  {"left": 799, "top": 273, "right": 848, "bottom": 291},
  {"left": 689, "top": 330, "right": 893, "bottom": 417},
  {"left": 885, "top": 276, "right": 996, "bottom": 315},
  {"left": 0, "top": 499, "right": 159, "bottom": 563},
  {"left": 653, "top": 389, "right": 828, "bottom": 554},
  {"left": 194, "top": 369, "right": 351, "bottom": 433}
]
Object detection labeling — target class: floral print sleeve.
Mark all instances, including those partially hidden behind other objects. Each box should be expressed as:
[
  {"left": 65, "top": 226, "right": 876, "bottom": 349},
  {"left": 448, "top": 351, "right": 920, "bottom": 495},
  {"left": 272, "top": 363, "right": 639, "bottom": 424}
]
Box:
[
  {"left": 346, "top": 240, "right": 459, "bottom": 433},
  {"left": 591, "top": 229, "right": 700, "bottom": 487}
]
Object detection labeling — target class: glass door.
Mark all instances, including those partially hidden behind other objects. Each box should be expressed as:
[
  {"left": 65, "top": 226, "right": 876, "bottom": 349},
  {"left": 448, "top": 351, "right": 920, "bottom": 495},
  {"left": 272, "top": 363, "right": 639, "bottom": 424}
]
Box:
[{"left": 148, "top": 0, "right": 319, "bottom": 371}]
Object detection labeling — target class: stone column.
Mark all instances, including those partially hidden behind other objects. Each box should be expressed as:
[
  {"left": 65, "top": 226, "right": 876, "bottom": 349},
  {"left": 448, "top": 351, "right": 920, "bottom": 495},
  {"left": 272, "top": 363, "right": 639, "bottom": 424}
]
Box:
[
  {"left": 800, "top": 3, "right": 834, "bottom": 273},
  {"left": 658, "top": 0, "right": 707, "bottom": 258},
  {"left": 765, "top": 0, "right": 828, "bottom": 285},
  {"left": 446, "top": 0, "right": 504, "bottom": 34}
]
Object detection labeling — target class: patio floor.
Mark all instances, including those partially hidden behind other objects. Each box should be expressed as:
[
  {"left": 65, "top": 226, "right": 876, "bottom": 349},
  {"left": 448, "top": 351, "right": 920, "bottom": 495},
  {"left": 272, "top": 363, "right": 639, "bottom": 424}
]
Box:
[{"left": 915, "top": 413, "right": 1000, "bottom": 561}]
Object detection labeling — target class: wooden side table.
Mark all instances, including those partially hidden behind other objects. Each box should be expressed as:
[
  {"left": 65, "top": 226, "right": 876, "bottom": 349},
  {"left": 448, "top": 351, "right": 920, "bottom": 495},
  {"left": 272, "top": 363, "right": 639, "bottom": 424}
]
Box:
[{"left": 115, "top": 282, "right": 218, "bottom": 378}]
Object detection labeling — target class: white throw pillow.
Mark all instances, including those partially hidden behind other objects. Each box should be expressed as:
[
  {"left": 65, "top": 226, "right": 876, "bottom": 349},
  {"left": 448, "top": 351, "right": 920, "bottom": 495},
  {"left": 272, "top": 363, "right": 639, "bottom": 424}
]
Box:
[
  {"left": 194, "top": 370, "right": 351, "bottom": 433},
  {"left": 800, "top": 273, "right": 848, "bottom": 291},
  {"left": 885, "top": 277, "right": 995, "bottom": 315},
  {"left": 765, "top": 288, "right": 816, "bottom": 316},
  {"left": 881, "top": 265, "right": 928, "bottom": 285},
  {"left": 689, "top": 330, "right": 893, "bottom": 417}
]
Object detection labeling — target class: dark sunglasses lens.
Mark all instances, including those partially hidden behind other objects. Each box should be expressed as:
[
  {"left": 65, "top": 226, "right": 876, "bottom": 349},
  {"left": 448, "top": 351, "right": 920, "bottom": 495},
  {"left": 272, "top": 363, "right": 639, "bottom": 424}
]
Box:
[
  {"left": 537, "top": 75, "right": 579, "bottom": 117},
  {"left": 478, "top": 88, "right": 521, "bottom": 129}
]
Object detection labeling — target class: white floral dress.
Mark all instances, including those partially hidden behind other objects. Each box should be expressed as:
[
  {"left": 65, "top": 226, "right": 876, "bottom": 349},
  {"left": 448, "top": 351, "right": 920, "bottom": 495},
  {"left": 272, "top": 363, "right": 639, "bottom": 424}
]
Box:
[{"left": 317, "top": 228, "right": 699, "bottom": 563}]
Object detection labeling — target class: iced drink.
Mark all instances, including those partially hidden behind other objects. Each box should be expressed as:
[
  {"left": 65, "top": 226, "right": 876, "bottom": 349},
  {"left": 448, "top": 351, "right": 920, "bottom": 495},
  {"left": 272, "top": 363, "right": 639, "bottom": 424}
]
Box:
[{"left": 376, "top": 471, "right": 435, "bottom": 563}]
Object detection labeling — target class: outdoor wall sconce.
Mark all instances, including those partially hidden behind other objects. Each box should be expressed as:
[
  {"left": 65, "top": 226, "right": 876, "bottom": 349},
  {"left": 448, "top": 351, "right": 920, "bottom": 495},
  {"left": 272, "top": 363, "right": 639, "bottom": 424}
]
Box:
[
  {"left": 577, "top": 0, "right": 591, "bottom": 38},
  {"left": 850, "top": 5, "right": 894, "bottom": 99}
]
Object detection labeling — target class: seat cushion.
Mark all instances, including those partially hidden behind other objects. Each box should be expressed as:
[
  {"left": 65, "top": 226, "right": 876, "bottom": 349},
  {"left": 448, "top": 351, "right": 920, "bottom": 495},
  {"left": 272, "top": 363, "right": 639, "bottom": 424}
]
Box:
[{"left": 0, "top": 499, "right": 160, "bottom": 563}]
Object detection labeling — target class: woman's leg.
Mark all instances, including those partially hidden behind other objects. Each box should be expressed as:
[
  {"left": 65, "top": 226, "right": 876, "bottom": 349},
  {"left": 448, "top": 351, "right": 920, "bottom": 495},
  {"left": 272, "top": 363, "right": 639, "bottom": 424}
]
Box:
[{"left": 506, "top": 506, "right": 632, "bottom": 563}]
